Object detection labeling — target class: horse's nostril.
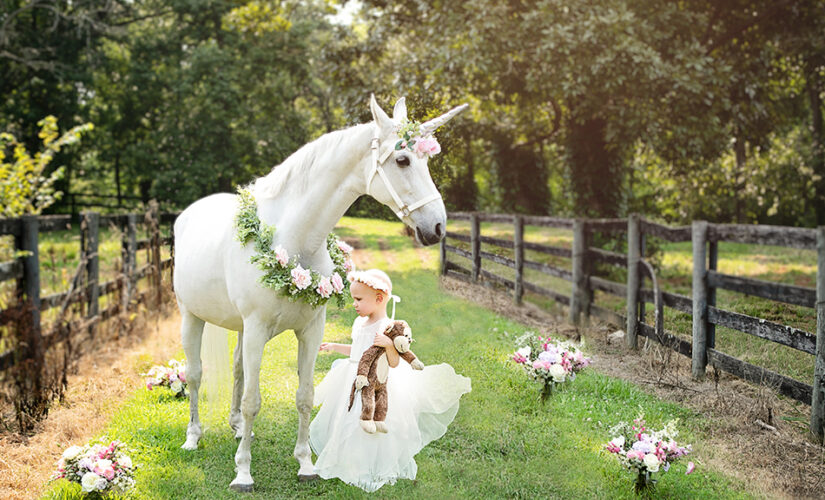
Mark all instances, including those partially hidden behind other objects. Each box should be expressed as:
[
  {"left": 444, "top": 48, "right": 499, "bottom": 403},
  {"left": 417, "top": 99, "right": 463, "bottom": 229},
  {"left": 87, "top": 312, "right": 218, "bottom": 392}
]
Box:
[{"left": 435, "top": 223, "right": 443, "bottom": 238}]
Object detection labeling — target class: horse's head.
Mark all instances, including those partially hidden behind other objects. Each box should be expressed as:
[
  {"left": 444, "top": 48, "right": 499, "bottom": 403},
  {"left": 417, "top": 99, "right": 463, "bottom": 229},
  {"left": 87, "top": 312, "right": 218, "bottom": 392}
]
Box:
[{"left": 365, "top": 95, "right": 467, "bottom": 246}]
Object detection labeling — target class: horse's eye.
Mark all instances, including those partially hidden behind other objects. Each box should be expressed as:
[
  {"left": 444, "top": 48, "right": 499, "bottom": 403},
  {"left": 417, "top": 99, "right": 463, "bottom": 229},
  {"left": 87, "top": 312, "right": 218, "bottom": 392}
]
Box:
[{"left": 396, "top": 155, "right": 410, "bottom": 166}]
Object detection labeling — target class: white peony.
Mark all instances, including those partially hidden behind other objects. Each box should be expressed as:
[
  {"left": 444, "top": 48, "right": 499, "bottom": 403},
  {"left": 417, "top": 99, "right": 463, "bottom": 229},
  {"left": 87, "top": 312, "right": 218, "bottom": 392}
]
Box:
[
  {"left": 516, "top": 346, "right": 531, "bottom": 358},
  {"left": 610, "top": 436, "right": 625, "bottom": 448},
  {"left": 549, "top": 363, "right": 567, "bottom": 382},
  {"left": 170, "top": 380, "right": 183, "bottom": 394},
  {"left": 643, "top": 453, "right": 660, "bottom": 472},
  {"left": 118, "top": 454, "right": 133, "bottom": 469},
  {"left": 62, "top": 445, "right": 83, "bottom": 461},
  {"left": 81, "top": 472, "right": 101, "bottom": 493}
]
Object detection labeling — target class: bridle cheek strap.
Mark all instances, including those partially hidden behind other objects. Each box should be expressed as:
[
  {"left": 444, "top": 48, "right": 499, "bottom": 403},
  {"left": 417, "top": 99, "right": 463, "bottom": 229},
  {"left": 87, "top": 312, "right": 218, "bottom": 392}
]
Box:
[{"left": 367, "top": 127, "right": 442, "bottom": 219}]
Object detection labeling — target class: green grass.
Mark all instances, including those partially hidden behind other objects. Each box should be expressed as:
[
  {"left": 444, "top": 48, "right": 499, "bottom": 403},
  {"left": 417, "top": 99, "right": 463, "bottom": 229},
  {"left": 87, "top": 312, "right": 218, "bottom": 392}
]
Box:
[
  {"left": 445, "top": 219, "right": 818, "bottom": 396},
  {"left": 43, "top": 216, "right": 755, "bottom": 499}
]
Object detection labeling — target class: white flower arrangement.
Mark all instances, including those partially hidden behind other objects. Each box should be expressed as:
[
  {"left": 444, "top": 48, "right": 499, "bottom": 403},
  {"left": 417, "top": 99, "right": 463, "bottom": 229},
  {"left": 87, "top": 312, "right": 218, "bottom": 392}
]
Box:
[
  {"left": 51, "top": 440, "right": 137, "bottom": 496},
  {"left": 143, "top": 359, "right": 187, "bottom": 397},
  {"left": 510, "top": 332, "right": 591, "bottom": 401},
  {"left": 605, "top": 415, "right": 694, "bottom": 493}
]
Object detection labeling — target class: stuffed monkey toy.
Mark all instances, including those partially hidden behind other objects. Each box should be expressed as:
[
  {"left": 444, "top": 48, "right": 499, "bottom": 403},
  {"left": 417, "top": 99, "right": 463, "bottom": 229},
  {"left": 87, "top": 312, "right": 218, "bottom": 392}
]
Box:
[{"left": 347, "top": 320, "right": 424, "bottom": 433}]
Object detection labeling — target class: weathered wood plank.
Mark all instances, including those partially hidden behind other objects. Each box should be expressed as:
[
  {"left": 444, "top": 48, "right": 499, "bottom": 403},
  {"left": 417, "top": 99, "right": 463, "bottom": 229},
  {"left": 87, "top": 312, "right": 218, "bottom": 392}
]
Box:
[
  {"left": 445, "top": 244, "right": 472, "bottom": 260},
  {"left": 476, "top": 213, "right": 518, "bottom": 223},
  {"left": 444, "top": 260, "right": 471, "bottom": 276},
  {"left": 812, "top": 226, "right": 825, "bottom": 441},
  {"left": 692, "top": 220, "right": 709, "bottom": 378},
  {"left": 445, "top": 269, "right": 472, "bottom": 283},
  {"left": 136, "top": 238, "right": 151, "bottom": 251},
  {"left": 523, "top": 280, "right": 571, "bottom": 306},
  {"left": 0, "top": 260, "right": 23, "bottom": 282},
  {"left": 514, "top": 215, "right": 524, "bottom": 305},
  {"left": 40, "top": 287, "right": 87, "bottom": 311},
  {"left": 521, "top": 215, "right": 574, "bottom": 229},
  {"left": 639, "top": 219, "right": 692, "bottom": 242},
  {"left": 445, "top": 231, "right": 471, "bottom": 243},
  {"left": 479, "top": 250, "right": 516, "bottom": 269},
  {"left": 708, "top": 223, "right": 816, "bottom": 250},
  {"left": 522, "top": 259, "right": 573, "bottom": 281},
  {"left": 99, "top": 214, "right": 128, "bottom": 227},
  {"left": 38, "top": 215, "right": 73, "bottom": 233},
  {"left": 99, "top": 277, "right": 124, "bottom": 296},
  {"left": 707, "top": 270, "right": 816, "bottom": 308},
  {"left": 471, "top": 214, "right": 481, "bottom": 282},
  {"left": 584, "top": 219, "right": 627, "bottom": 234},
  {"left": 479, "top": 268, "right": 515, "bottom": 290},
  {"left": 479, "top": 235, "right": 512, "bottom": 249},
  {"left": 708, "top": 306, "right": 816, "bottom": 354},
  {"left": 135, "top": 263, "right": 152, "bottom": 280},
  {"left": 589, "top": 276, "right": 627, "bottom": 297},
  {"left": 639, "top": 323, "right": 693, "bottom": 358},
  {"left": 0, "top": 218, "right": 22, "bottom": 237},
  {"left": 160, "top": 258, "right": 173, "bottom": 270},
  {"left": 627, "top": 214, "right": 641, "bottom": 349},
  {"left": 639, "top": 289, "right": 693, "bottom": 314},
  {"left": 707, "top": 348, "right": 812, "bottom": 405},
  {"left": 522, "top": 241, "right": 572, "bottom": 258},
  {"left": 589, "top": 247, "right": 627, "bottom": 267},
  {"left": 447, "top": 211, "right": 472, "bottom": 221},
  {"left": 570, "top": 219, "right": 589, "bottom": 325}
]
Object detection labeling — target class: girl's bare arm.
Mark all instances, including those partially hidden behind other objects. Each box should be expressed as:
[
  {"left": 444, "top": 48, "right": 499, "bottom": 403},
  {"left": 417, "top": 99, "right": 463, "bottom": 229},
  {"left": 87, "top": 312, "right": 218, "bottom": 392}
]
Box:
[{"left": 319, "top": 342, "right": 351, "bottom": 356}]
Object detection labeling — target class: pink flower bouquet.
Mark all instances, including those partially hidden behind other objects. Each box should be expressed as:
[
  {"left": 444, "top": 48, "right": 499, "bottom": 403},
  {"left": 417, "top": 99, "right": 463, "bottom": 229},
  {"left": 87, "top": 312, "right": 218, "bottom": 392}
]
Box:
[
  {"left": 143, "top": 359, "right": 187, "bottom": 397},
  {"left": 605, "top": 415, "right": 693, "bottom": 493},
  {"left": 51, "top": 440, "right": 137, "bottom": 495},
  {"left": 510, "top": 333, "right": 590, "bottom": 401}
]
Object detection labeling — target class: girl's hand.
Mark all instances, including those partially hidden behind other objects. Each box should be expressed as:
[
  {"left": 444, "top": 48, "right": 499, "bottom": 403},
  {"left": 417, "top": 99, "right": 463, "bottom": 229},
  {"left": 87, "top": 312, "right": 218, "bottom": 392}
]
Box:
[
  {"left": 319, "top": 342, "right": 332, "bottom": 352},
  {"left": 373, "top": 333, "right": 392, "bottom": 348}
]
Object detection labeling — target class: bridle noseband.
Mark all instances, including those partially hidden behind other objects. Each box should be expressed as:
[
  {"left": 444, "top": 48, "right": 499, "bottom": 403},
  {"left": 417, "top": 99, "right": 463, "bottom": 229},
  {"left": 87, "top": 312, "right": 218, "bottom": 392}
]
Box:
[{"left": 366, "top": 126, "right": 442, "bottom": 219}]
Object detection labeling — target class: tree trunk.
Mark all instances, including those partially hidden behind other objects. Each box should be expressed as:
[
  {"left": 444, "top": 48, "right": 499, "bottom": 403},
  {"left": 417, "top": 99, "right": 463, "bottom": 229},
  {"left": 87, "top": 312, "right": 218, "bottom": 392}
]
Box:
[
  {"left": 565, "top": 115, "right": 624, "bottom": 218},
  {"left": 734, "top": 135, "right": 747, "bottom": 223}
]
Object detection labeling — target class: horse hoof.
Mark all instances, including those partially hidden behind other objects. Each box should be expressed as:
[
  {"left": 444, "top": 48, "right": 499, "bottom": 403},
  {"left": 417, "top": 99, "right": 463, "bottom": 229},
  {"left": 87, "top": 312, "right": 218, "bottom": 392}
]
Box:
[
  {"left": 298, "top": 474, "right": 319, "bottom": 482},
  {"left": 229, "top": 482, "right": 254, "bottom": 493},
  {"left": 235, "top": 430, "right": 255, "bottom": 440},
  {"left": 181, "top": 440, "right": 199, "bottom": 451}
]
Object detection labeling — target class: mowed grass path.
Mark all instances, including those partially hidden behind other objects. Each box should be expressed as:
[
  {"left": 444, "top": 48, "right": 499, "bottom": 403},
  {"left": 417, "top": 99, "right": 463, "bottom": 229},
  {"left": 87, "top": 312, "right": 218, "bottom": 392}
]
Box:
[{"left": 46, "top": 217, "right": 754, "bottom": 499}]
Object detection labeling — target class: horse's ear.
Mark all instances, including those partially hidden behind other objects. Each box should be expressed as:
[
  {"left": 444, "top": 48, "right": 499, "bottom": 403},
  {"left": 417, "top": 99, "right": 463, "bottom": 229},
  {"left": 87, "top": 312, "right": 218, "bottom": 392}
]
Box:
[
  {"left": 369, "top": 94, "right": 394, "bottom": 133},
  {"left": 392, "top": 97, "right": 407, "bottom": 121}
]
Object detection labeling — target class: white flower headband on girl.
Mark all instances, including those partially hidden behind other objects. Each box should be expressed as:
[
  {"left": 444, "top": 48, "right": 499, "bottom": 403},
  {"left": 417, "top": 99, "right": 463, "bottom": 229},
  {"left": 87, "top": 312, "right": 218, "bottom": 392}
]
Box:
[{"left": 348, "top": 269, "right": 402, "bottom": 320}]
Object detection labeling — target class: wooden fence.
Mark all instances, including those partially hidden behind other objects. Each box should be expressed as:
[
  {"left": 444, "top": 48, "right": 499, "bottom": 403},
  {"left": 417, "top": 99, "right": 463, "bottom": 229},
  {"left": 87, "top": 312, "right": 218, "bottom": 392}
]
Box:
[
  {"left": 0, "top": 203, "right": 177, "bottom": 374},
  {"left": 440, "top": 212, "right": 825, "bottom": 443}
]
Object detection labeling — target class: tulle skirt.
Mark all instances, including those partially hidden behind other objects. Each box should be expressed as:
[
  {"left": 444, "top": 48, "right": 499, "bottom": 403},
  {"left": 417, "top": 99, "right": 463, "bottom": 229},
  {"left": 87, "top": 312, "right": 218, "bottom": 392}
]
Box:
[{"left": 309, "top": 357, "right": 471, "bottom": 492}]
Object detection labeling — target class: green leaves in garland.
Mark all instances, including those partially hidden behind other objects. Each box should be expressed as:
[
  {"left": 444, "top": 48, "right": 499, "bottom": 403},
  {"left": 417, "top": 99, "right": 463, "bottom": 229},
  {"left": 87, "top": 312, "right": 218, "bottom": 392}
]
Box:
[{"left": 234, "top": 188, "right": 353, "bottom": 308}]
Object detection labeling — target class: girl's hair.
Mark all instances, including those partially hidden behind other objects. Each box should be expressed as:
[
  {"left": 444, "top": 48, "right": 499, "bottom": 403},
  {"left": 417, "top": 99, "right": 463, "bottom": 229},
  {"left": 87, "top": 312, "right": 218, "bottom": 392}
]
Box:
[{"left": 348, "top": 269, "right": 392, "bottom": 296}]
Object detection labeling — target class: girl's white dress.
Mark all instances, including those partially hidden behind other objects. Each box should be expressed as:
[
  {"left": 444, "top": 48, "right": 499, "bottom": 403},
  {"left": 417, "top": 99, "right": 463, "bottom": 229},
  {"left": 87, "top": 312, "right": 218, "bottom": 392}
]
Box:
[{"left": 309, "top": 316, "right": 471, "bottom": 492}]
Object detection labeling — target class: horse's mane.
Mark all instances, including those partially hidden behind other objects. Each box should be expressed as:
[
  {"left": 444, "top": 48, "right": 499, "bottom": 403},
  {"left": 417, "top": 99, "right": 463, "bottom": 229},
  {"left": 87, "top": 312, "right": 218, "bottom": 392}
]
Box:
[{"left": 250, "top": 124, "right": 366, "bottom": 199}]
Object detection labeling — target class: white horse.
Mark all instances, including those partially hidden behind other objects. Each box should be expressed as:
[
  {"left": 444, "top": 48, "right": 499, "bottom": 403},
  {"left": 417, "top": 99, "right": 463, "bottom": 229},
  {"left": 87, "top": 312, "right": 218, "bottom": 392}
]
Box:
[{"left": 173, "top": 95, "right": 467, "bottom": 491}]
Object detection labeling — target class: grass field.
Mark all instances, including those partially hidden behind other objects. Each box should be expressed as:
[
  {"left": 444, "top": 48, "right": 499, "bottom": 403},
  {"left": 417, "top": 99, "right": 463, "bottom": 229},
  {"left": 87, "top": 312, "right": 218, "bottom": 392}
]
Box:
[
  {"left": 44, "top": 217, "right": 755, "bottom": 499},
  {"left": 444, "top": 219, "right": 818, "bottom": 389}
]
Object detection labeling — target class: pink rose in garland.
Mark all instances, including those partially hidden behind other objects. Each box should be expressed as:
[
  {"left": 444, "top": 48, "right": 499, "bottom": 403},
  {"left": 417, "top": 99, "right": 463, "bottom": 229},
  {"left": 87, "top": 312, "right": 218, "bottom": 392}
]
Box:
[
  {"left": 291, "top": 265, "right": 311, "bottom": 290},
  {"left": 317, "top": 276, "right": 333, "bottom": 298},
  {"left": 413, "top": 137, "right": 441, "bottom": 158},
  {"left": 274, "top": 245, "right": 289, "bottom": 267},
  {"left": 331, "top": 273, "right": 345, "bottom": 293}
]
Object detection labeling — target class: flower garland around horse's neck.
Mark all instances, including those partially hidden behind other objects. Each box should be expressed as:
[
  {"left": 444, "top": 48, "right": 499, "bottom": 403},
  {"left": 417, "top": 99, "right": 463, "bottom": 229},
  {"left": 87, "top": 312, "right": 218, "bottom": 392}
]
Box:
[
  {"left": 235, "top": 188, "right": 354, "bottom": 307},
  {"left": 394, "top": 119, "right": 441, "bottom": 158}
]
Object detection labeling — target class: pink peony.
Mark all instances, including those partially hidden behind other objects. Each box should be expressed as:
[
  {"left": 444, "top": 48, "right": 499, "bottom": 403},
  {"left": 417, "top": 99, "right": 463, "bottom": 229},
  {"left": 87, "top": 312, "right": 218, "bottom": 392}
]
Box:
[
  {"left": 686, "top": 461, "right": 695, "bottom": 475},
  {"left": 344, "top": 259, "right": 354, "bottom": 272},
  {"left": 291, "top": 265, "right": 311, "bottom": 290},
  {"left": 146, "top": 381, "right": 153, "bottom": 390},
  {"left": 337, "top": 240, "right": 353, "bottom": 254},
  {"left": 317, "top": 276, "right": 333, "bottom": 298},
  {"left": 331, "top": 273, "right": 345, "bottom": 293},
  {"left": 274, "top": 245, "right": 289, "bottom": 267},
  {"left": 178, "top": 371, "right": 186, "bottom": 383},
  {"left": 413, "top": 137, "right": 441, "bottom": 157}
]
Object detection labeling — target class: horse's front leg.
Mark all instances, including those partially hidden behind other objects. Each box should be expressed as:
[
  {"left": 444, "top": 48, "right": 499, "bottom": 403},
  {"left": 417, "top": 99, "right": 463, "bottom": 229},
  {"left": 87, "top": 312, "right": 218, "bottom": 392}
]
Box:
[
  {"left": 229, "top": 329, "right": 244, "bottom": 438},
  {"left": 294, "top": 309, "right": 325, "bottom": 481},
  {"left": 230, "top": 320, "right": 267, "bottom": 492},
  {"left": 180, "top": 309, "right": 205, "bottom": 450}
]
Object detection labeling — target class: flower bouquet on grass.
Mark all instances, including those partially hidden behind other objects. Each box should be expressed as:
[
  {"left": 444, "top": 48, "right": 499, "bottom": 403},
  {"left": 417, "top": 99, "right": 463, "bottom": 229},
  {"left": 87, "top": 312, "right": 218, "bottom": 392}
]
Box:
[
  {"left": 51, "top": 440, "right": 137, "bottom": 497},
  {"left": 605, "top": 415, "right": 694, "bottom": 494},
  {"left": 510, "top": 333, "right": 591, "bottom": 401},
  {"left": 142, "top": 359, "right": 187, "bottom": 397}
]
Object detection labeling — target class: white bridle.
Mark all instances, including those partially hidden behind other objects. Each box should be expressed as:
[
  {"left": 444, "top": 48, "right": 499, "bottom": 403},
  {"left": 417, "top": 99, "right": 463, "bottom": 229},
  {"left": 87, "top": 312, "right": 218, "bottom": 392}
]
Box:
[{"left": 366, "top": 126, "right": 442, "bottom": 220}]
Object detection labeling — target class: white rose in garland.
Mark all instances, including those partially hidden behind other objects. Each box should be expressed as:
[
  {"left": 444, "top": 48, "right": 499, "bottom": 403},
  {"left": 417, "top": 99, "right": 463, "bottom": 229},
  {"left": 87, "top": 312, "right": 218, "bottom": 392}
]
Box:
[{"left": 235, "top": 188, "right": 353, "bottom": 307}]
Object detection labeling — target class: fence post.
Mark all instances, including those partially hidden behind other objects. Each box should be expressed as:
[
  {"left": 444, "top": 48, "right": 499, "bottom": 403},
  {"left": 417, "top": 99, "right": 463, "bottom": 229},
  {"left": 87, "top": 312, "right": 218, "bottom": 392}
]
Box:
[
  {"left": 513, "top": 215, "right": 524, "bottom": 305},
  {"left": 18, "top": 215, "right": 42, "bottom": 383},
  {"left": 811, "top": 226, "right": 825, "bottom": 443},
  {"left": 639, "top": 232, "right": 646, "bottom": 325},
  {"left": 692, "top": 220, "right": 709, "bottom": 379},
  {"left": 169, "top": 217, "right": 175, "bottom": 289},
  {"left": 83, "top": 212, "right": 100, "bottom": 320},
  {"left": 122, "top": 214, "right": 137, "bottom": 310},
  {"left": 149, "top": 201, "right": 162, "bottom": 308},
  {"left": 626, "top": 214, "right": 641, "bottom": 349},
  {"left": 439, "top": 235, "right": 447, "bottom": 276},
  {"left": 707, "top": 240, "right": 718, "bottom": 349},
  {"left": 471, "top": 213, "right": 481, "bottom": 282},
  {"left": 570, "top": 219, "right": 589, "bottom": 325}
]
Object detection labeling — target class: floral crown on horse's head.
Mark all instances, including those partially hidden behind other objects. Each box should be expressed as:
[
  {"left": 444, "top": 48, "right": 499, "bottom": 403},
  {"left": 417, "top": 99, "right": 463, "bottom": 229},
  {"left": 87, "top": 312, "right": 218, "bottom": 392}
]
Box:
[{"left": 394, "top": 120, "right": 441, "bottom": 159}]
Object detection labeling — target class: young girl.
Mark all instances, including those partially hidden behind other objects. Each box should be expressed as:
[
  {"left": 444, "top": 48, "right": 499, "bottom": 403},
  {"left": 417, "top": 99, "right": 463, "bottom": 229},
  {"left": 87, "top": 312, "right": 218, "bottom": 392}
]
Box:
[{"left": 309, "top": 268, "right": 471, "bottom": 492}]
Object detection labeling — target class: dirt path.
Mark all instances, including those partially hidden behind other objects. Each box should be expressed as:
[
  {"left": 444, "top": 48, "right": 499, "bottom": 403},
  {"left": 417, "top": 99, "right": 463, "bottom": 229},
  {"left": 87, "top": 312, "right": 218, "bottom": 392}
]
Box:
[
  {"left": 0, "top": 310, "right": 183, "bottom": 500},
  {"left": 439, "top": 275, "right": 825, "bottom": 500}
]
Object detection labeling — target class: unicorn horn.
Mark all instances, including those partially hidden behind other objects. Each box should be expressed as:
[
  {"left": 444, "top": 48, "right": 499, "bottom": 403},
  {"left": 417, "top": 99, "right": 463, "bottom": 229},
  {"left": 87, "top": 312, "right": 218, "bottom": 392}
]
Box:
[{"left": 419, "top": 103, "right": 469, "bottom": 136}]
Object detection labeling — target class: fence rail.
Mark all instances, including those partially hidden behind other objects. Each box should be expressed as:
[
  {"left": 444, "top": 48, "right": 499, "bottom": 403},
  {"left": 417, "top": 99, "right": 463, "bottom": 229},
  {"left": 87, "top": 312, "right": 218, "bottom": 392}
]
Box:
[{"left": 440, "top": 211, "right": 825, "bottom": 443}]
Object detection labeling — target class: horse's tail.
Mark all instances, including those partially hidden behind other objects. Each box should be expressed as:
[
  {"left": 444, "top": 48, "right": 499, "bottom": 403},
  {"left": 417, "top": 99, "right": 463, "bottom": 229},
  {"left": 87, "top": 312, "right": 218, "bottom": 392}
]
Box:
[
  {"left": 201, "top": 323, "right": 232, "bottom": 429},
  {"left": 347, "top": 380, "right": 357, "bottom": 412}
]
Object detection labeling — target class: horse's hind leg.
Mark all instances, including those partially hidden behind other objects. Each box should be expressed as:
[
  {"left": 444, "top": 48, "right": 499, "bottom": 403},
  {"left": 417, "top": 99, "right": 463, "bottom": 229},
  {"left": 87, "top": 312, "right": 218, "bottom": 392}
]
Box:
[
  {"left": 180, "top": 307, "right": 206, "bottom": 450},
  {"left": 294, "top": 311, "right": 325, "bottom": 480}
]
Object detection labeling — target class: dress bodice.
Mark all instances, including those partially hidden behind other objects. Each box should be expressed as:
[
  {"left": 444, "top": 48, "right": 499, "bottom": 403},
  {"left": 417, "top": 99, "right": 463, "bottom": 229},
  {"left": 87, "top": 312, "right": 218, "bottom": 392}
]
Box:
[{"left": 349, "top": 316, "right": 392, "bottom": 362}]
